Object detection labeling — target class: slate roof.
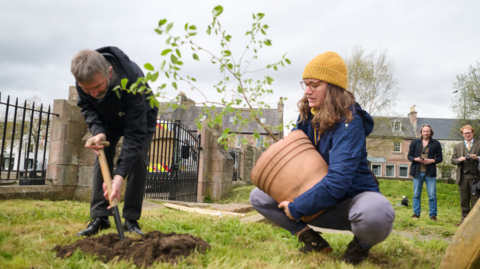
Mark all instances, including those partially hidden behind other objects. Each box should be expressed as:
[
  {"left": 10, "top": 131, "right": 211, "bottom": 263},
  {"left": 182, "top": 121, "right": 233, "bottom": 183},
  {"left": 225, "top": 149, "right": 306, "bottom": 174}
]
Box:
[
  {"left": 159, "top": 104, "right": 282, "bottom": 135},
  {"left": 417, "top": 118, "right": 462, "bottom": 140},
  {"left": 370, "top": 117, "right": 417, "bottom": 139}
]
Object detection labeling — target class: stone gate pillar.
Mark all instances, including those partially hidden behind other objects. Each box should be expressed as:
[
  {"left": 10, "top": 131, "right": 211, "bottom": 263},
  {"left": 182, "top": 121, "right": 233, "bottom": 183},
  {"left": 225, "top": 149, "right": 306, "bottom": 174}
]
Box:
[{"left": 197, "top": 121, "right": 233, "bottom": 202}]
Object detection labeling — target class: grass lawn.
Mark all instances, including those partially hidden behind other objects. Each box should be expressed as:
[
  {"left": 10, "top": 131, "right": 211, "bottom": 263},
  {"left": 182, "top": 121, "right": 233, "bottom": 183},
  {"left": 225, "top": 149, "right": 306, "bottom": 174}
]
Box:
[{"left": 0, "top": 179, "right": 459, "bottom": 268}]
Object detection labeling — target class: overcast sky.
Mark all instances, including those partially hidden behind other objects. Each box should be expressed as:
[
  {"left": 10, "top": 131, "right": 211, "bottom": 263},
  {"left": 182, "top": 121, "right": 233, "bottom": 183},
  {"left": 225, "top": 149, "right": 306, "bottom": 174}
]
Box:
[{"left": 1, "top": 0, "right": 479, "bottom": 135}]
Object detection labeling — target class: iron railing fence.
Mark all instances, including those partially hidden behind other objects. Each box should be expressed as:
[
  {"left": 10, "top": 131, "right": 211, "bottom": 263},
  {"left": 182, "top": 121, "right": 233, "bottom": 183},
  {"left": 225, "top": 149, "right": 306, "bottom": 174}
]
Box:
[
  {"left": 145, "top": 119, "right": 201, "bottom": 202},
  {"left": 0, "top": 93, "right": 58, "bottom": 183}
]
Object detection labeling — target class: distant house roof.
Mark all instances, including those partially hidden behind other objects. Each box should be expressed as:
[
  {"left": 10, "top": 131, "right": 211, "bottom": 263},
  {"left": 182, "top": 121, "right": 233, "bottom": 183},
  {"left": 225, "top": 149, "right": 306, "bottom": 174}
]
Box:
[
  {"left": 367, "top": 156, "right": 386, "bottom": 163},
  {"left": 417, "top": 118, "right": 462, "bottom": 140},
  {"left": 370, "top": 117, "right": 416, "bottom": 139},
  {"left": 159, "top": 104, "right": 282, "bottom": 135}
]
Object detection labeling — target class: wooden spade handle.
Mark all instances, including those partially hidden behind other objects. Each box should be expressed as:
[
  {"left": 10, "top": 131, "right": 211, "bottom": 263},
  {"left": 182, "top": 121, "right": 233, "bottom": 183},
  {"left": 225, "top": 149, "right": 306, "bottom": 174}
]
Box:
[
  {"left": 97, "top": 148, "right": 118, "bottom": 207},
  {"left": 85, "top": 140, "right": 117, "bottom": 207}
]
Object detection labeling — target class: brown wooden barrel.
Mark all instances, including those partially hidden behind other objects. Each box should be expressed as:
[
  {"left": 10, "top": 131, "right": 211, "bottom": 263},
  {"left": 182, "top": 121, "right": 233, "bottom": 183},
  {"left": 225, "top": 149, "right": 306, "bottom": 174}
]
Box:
[{"left": 251, "top": 130, "right": 329, "bottom": 220}]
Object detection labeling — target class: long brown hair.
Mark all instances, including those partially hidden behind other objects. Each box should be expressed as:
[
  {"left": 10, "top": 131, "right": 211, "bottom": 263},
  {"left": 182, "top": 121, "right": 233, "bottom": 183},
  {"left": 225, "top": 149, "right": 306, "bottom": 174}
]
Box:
[{"left": 297, "top": 84, "right": 356, "bottom": 135}]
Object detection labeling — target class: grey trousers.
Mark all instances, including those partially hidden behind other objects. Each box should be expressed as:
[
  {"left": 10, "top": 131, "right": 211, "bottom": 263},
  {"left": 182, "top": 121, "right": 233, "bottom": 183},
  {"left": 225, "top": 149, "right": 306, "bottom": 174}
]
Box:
[
  {"left": 250, "top": 188, "right": 395, "bottom": 249},
  {"left": 90, "top": 131, "right": 154, "bottom": 220}
]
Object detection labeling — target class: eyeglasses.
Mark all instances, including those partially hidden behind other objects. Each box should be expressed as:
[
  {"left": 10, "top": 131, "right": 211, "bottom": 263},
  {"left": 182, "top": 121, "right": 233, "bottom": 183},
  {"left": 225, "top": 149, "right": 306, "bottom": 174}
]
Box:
[
  {"left": 300, "top": 81, "right": 324, "bottom": 91},
  {"left": 463, "top": 132, "right": 473, "bottom": 135}
]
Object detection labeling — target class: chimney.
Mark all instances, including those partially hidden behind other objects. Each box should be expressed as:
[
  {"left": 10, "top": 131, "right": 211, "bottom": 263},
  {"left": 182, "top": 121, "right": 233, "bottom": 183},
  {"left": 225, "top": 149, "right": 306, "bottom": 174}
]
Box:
[{"left": 408, "top": 105, "right": 417, "bottom": 135}]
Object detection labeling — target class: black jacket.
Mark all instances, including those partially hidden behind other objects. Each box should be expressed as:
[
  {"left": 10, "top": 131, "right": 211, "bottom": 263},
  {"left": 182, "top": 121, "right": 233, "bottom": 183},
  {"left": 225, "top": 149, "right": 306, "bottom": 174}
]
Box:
[
  {"left": 76, "top": 46, "right": 158, "bottom": 178},
  {"left": 407, "top": 138, "right": 443, "bottom": 178}
]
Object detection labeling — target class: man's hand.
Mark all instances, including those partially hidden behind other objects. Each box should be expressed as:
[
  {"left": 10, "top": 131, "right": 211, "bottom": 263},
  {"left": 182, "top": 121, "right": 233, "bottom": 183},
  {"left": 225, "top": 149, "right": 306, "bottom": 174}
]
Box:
[
  {"left": 85, "top": 133, "right": 107, "bottom": 155},
  {"left": 414, "top": 157, "right": 423, "bottom": 162},
  {"left": 278, "top": 201, "right": 296, "bottom": 220},
  {"left": 103, "top": 174, "right": 123, "bottom": 208},
  {"left": 422, "top": 159, "right": 435, "bottom": 164},
  {"left": 458, "top": 157, "right": 466, "bottom": 162},
  {"left": 469, "top": 154, "right": 479, "bottom": 160}
]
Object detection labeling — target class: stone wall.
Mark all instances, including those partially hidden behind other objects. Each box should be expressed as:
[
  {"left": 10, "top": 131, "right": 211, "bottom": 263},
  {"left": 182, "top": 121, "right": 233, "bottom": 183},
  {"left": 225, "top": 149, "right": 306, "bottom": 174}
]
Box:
[
  {"left": 239, "top": 144, "right": 260, "bottom": 182},
  {"left": 197, "top": 121, "right": 234, "bottom": 202}
]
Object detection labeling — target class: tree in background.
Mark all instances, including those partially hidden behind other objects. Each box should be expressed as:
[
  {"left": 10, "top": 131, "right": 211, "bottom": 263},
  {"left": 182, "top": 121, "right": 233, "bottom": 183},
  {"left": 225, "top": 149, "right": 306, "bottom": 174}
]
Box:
[
  {"left": 114, "top": 6, "right": 292, "bottom": 148},
  {"left": 450, "top": 61, "right": 480, "bottom": 140},
  {"left": 344, "top": 45, "right": 400, "bottom": 116},
  {"left": 344, "top": 45, "right": 402, "bottom": 158}
]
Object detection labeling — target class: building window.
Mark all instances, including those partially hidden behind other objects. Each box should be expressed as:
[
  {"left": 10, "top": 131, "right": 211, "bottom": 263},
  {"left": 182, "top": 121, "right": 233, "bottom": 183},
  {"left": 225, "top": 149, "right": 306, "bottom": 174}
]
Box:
[
  {"left": 393, "top": 142, "right": 401, "bottom": 152},
  {"left": 392, "top": 121, "right": 401, "bottom": 132},
  {"left": 260, "top": 118, "right": 266, "bottom": 124},
  {"left": 399, "top": 164, "right": 409, "bottom": 178},
  {"left": 3, "top": 157, "right": 14, "bottom": 170},
  {"left": 386, "top": 164, "right": 395, "bottom": 177},
  {"left": 371, "top": 164, "right": 382, "bottom": 176},
  {"left": 236, "top": 135, "right": 244, "bottom": 148},
  {"left": 256, "top": 136, "right": 264, "bottom": 147}
]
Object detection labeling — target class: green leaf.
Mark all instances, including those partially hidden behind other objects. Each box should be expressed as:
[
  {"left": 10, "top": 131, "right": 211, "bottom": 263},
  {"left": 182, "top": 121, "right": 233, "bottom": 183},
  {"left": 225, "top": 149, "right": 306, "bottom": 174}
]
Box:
[
  {"left": 261, "top": 29, "right": 266, "bottom": 35},
  {"left": 158, "top": 19, "right": 167, "bottom": 27},
  {"left": 154, "top": 29, "right": 163, "bottom": 35},
  {"left": 189, "top": 25, "right": 197, "bottom": 30},
  {"left": 193, "top": 53, "right": 199, "bottom": 60},
  {"left": 159, "top": 83, "right": 166, "bottom": 89},
  {"left": 151, "top": 72, "right": 159, "bottom": 82},
  {"left": 225, "top": 35, "right": 232, "bottom": 42},
  {"left": 121, "top": 78, "right": 128, "bottom": 89},
  {"left": 176, "top": 49, "right": 181, "bottom": 58},
  {"left": 191, "top": 77, "right": 196, "bottom": 82},
  {"left": 227, "top": 63, "right": 233, "bottom": 69},
  {"left": 166, "top": 36, "right": 172, "bottom": 45},
  {"left": 172, "top": 82, "right": 178, "bottom": 90},
  {"left": 207, "top": 26, "right": 212, "bottom": 35},
  {"left": 184, "top": 23, "right": 188, "bottom": 31},
  {"left": 188, "top": 32, "right": 197, "bottom": 36},
  {"left": 161, "top": 49, "right": 172, "bottom": 56},
  {"left": 257, "top": 13, "right": 265, "bottom": 20},
  {"left": 223, "top": 128, "right": 231, "bottom": 135},
  {"left": 165, "top": 72, "right": 170, "bottom": 78},
  {"left": 264, "top": 39, "right": 272, "bottom": 46},
  {"left": 138, "top": 86, "right": 146, "bottom": 93},
  {"left": 223, "top": 50, "right": 231, "bottom": 57},
  {"left": 196, "top": 122, "right": 202, "bottom": 130},
  {"left": 213, "top": 5, "right": 223, "bottom": 17},
  {"left": 274, "top": 66, "right": 278, "bottom": 71},
  {"left": 149, "top": 97, "right": 155, "bottom": 108},
  {"left": 144, "top": 63, "right": 154, "bottom": 71},
  {"left": 166, "top": 22, "right": 174, "bottom": 33},
  {"left": 171, "top": 103, "right": 178, "bottom": 109},
  {"left": 285, "top": 58, "right": 291, "bottom": 65},
  {"left": 263, "top": 24, "right": 269, "bottom": 29},
  {"left": 171, "top": 54, "right": 178, "bottom": 64}
]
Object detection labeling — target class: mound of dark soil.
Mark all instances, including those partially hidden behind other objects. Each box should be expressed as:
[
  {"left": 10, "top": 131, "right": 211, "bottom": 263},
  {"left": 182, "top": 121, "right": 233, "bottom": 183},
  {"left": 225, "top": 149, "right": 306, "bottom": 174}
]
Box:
[{"left": 52, "top": 231, "right": 210, "bottom": 267}]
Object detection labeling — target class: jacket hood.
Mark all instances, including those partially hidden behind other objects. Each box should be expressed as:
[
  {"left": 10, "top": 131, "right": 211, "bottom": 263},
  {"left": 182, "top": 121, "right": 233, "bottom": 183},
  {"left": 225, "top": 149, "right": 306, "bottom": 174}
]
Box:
[{"left": 354, "top": 103, "right": 374, "bottom": 136}]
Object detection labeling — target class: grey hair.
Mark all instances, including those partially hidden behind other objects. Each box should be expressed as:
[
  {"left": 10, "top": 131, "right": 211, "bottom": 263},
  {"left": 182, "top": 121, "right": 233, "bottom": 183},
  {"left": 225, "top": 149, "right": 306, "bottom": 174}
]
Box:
[
  {"left": 419, "top": 124, "right": 434, "bottom": 139},
  {"left": 71, "top": 49, "right": 110, "bottom": 83}
]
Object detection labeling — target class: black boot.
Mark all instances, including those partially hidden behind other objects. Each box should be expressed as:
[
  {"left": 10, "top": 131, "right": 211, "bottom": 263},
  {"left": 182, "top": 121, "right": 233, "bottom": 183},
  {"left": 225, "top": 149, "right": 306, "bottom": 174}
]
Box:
[
  {"left": 76, "top": 217, "right": 111, "bottom": 237},
  {"left": 123, "top": 219, "right": 143, "bottom": 236},
  {"left": 342, "top": 237, "right": 370, "bottom": 265},
  {"left": 298, "top": 229, "right": 332, "bottom": 254}
]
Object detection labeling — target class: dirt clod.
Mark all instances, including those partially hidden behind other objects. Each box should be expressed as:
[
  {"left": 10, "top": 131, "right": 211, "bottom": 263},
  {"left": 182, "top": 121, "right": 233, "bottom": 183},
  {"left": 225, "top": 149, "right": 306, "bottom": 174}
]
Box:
[{"left": 52, "top": 231, "right": 210, "bottom": 267}]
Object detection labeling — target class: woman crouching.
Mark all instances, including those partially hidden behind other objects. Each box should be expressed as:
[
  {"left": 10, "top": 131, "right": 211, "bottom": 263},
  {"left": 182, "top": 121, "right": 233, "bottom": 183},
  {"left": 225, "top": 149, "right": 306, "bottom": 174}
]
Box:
[{"left": 250, "top": 51, "right": 395, "bottom": 265}]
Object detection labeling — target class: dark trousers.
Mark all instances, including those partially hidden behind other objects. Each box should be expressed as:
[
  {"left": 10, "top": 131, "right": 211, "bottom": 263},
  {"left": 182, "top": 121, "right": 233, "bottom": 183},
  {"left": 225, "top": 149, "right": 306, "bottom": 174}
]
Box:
[
  {"left": 90, "top": 131, "right": 154, "bottom": 220},
  {"left": 458, "top": 172, "right": 478, "bottom": 222}
]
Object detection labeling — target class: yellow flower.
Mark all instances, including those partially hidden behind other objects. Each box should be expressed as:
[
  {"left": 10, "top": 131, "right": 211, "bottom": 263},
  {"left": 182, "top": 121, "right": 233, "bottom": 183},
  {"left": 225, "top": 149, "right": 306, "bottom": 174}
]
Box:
[{"left": 421, "top": 226, "right": 424, "bottom": 228}]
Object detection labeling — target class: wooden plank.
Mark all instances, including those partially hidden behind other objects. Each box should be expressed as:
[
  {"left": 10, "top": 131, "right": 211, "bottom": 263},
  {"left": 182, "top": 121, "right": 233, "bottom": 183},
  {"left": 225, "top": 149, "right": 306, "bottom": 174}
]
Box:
[{"left": 163, "top": 203, "right": 245, "bottom": 217}]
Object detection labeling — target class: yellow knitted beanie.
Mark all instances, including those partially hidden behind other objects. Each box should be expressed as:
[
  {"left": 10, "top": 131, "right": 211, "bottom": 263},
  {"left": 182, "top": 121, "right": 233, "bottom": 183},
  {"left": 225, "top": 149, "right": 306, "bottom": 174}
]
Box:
[{"left": 302, "top": 51, "right": 348, "bottom": 90}]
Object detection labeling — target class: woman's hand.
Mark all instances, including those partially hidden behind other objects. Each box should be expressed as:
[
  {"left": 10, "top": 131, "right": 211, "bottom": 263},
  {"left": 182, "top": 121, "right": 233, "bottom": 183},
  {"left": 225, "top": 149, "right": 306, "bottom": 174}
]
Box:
[{"left": 278, "top": 201, "right": 296, "bottom": 220}]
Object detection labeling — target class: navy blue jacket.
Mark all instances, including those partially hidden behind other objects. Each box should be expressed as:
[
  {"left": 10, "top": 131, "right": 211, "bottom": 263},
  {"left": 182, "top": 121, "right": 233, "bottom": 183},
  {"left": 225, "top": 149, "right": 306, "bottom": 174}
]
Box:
[
  {"left": 288, "top": 104, "right": 379, "bottom": 220},
  {"left": 76, "top": 46, "right": 158, "bottom": 178},
  {"left": 407, "top": 138, "right": 443, "bottom": 178}
]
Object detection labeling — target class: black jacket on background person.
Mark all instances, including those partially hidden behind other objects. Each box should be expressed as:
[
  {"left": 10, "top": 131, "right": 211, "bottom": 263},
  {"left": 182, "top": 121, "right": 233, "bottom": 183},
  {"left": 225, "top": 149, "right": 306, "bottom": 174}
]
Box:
[
  {"left": 407, "top": 138, "right": 443, "bottom": 178},
  {"left": 76, "top": 46, "right": 158, "bottom": 178}
]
